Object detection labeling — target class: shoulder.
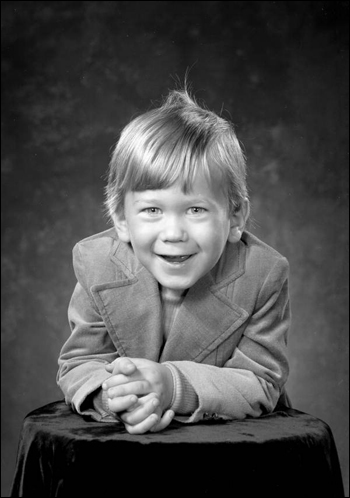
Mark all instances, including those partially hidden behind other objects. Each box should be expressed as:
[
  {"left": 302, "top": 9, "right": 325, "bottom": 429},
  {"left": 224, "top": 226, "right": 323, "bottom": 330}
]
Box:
[
  {"left": 242, "top": 231, "right": 289, "bottom": 271},
  {"left": 74, "top": 227, "right": 119, "bottom": 260},
  {"left": 212, "top": 231, "right": 289, "bottom": 298},
  {"left": 240, "top": 231, "right": 290, "bottom": 290},
  {"left": 217, "top": 232, "right": 290, "bottom": 311},
  {"left": 72, "top": 227, "right": 135, "bottom": 286}
]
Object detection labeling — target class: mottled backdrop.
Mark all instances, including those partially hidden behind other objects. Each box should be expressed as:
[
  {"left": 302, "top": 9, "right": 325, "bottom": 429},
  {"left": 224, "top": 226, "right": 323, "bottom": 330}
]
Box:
[{"left": 1, "top": 1, "right": 349, "bottom": 496}]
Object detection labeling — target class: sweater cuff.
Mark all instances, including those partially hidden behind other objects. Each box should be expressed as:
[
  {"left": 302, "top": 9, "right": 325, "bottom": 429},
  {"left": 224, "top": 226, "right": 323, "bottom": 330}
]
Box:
[{"left": 163, "top": 362, "right": 198, "bottom": 415}]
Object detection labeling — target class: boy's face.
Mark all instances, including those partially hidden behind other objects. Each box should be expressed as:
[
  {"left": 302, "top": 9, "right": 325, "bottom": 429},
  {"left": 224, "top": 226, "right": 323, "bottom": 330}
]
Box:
[{"left": 117, "top": 174, "right": 242, "bottom": 294}]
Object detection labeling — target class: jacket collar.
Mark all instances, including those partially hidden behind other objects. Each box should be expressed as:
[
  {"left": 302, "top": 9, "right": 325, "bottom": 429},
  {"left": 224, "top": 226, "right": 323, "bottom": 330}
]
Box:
[{"left": 91, "top": 238, "right": 248, "bottom": 362}]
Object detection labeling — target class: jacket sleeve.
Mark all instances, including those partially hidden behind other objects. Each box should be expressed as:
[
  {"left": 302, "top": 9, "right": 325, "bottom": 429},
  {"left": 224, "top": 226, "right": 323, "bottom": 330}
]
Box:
[
  {"left": 166, "top": 256, "right": 291, "bottom": 423},
  {"left": 57, "top": 244, "right": 120, "bottom": 421}
]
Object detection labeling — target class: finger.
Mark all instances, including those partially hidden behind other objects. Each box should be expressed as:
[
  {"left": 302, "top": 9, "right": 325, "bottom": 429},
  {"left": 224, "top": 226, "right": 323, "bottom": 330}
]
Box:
[
  {"left": 107, "top": 380, "right": 149, "bottom": 399},
  {"left": 121, "top": 396, "right": 160, "bottom": 426},
  {"left": 150, "top": 410, "right": 175, "bottom": 433},
  {"left": 124, "top": 412, "right": 160, "bottom": 435},
  {"left": 102, "top": 373, "right": 140, "bottom": 390},
  {"left": 105, "top": 357, "right": 137, "bottom": 375},
  {"left": 124, "top": 392, "right": 159, "bottom": 412},
  {"left": 107, "top": 394, "right": 138, "bottom": 413}
]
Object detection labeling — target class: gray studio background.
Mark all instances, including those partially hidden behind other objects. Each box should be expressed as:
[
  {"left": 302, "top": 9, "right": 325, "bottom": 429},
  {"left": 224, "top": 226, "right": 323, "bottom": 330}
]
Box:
[{"left": 1, "top": 2, "right": 349, "bottom": 496}]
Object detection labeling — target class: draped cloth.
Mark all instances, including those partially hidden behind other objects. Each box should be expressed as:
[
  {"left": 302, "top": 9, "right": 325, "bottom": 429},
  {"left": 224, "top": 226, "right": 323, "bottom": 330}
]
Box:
[{"left": 11, "top": 400, "right": 344, "bottom": 498}]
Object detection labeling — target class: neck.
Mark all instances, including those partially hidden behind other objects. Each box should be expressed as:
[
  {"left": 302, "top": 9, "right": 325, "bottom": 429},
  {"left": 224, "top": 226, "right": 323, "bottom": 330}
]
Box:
[{"left": 160, "top": 286, "right": 188, "bottom": 302}]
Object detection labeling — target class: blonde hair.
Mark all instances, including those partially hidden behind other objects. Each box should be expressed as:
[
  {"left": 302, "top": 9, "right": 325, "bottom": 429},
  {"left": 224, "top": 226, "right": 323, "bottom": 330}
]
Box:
[{"left": 105, "top": 89, "right": 248, "bottom": 223}]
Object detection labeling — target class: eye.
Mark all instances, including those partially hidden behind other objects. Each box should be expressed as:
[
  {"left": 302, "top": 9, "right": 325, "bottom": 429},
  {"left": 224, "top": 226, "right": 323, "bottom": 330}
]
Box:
[
  {"left": 142, "top": 207, "right": 162, "bottom": 215},
  {"left": 188, "top": 207, "right": 207, "bottom": 215}
]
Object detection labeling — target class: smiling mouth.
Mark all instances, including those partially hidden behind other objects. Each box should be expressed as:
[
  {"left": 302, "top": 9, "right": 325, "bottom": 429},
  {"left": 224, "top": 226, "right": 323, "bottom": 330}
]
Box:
[{"left": 157, "top": 254, "right": 194, "bottom": 264}]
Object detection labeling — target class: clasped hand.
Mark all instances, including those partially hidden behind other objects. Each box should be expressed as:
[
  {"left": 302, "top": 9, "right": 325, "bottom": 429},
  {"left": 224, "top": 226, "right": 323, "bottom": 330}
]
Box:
[{"left": 102, "top": 357, "right": 174, "bottom": 434}]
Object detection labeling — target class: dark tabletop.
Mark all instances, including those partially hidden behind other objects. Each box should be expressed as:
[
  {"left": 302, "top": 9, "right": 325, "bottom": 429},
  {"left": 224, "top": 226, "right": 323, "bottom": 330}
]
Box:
[{"left": 11, "top": 400, "right": 344, "bottom": 498}]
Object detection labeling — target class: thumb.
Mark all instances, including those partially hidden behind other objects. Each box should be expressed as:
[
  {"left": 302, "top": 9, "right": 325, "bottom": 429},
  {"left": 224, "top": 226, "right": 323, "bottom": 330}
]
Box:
[{"left": 105, "top": 357, "right": 137, "bottom": 375}]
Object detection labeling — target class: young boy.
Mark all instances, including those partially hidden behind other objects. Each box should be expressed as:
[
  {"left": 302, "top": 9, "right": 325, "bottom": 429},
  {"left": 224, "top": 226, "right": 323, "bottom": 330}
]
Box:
[{"left": 57, "top": 88, "right": 291, "bottom": 434}]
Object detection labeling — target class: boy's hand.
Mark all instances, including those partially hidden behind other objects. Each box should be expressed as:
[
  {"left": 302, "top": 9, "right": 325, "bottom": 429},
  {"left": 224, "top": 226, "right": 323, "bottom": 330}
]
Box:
[
  {"left": 102, "top": 358, "right": 139, "bottom": 413},
  {"left": 104, "top": 357, "right": 174, "bottom": 412},
  {"left": 103, "top": 357, "right": 175, "bottom": 433},
  {"left": 121, "top": 395, "right": 174, "bottom": 434}
]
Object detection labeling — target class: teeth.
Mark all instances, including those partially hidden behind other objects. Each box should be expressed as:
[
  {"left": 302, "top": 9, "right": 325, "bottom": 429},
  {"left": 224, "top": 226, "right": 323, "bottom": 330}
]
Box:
[{"left": 161, "top": 255, "right": 191, "bottom": 263}]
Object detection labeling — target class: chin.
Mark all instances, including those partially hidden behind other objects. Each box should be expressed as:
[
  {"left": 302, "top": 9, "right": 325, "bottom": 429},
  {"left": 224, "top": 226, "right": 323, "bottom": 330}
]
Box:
[{"left": 168, "top": 279, "right": 197, "bottom": 291}]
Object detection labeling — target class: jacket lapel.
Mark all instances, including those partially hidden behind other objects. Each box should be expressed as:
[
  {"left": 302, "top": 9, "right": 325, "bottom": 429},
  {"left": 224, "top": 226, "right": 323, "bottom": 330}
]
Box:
[
  {"left": 91, "top": 241, "right": 163, "bottom": 361},
  {"left": 91, "top": 237, "right": 249, "bottom": 364},
  {"left": 160, "top": 272, "right": 249, "bottom": 363}
]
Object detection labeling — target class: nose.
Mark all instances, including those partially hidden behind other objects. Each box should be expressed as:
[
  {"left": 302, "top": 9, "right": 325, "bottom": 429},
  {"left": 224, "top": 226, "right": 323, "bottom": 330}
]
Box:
[{"left": 160, "top": 215, "right": 188, "bottom": 242}]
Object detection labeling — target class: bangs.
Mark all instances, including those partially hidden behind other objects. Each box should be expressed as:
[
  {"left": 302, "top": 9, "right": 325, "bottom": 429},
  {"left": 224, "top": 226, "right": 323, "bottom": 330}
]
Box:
[{"left": 119, "top": 112, "right": 219, "bottom": 195}]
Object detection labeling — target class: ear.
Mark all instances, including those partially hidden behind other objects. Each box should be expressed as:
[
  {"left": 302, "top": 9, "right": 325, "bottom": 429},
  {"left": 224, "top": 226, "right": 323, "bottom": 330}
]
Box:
[
  {"left": 228, "top": 198, "right": 250, "bottom": 243},
  {"left": 112, "top": 212, "right": 131, "bottom": 243}
]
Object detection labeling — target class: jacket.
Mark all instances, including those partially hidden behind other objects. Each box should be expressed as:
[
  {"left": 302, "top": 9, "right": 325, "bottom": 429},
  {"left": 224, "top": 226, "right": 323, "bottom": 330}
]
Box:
[{"left": 57, "top": 227, "right": 290, "bottom": 423}]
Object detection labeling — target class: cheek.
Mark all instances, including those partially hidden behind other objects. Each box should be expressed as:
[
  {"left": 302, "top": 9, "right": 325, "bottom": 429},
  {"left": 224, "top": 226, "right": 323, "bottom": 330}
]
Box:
[
  {"left": 195, "top": 222, "right": 230, "bottom": 253},
  {"left": 129, "top": 224, "right": 155, "bottom": 248},
  {"left": 207, "top": 217, "right": 230, "bottom": 240}
]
